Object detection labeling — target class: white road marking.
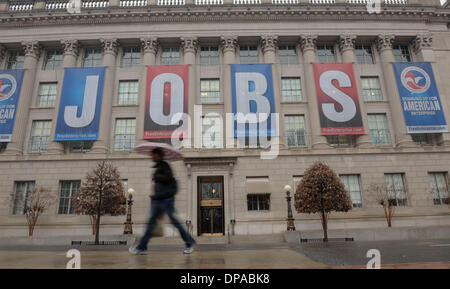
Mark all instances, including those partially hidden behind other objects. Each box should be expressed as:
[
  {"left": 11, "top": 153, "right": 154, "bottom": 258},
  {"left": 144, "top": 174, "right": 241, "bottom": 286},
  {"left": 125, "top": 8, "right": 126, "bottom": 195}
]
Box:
[{"left": 430, "top": 244, "right": 450, "bottom": 247}]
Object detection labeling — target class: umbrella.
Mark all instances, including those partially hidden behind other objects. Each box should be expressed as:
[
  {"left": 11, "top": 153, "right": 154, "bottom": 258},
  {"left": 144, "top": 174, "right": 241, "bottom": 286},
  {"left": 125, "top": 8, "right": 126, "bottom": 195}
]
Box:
[{"left": 134, "top": 142, "right": 184, "bottom": 161}]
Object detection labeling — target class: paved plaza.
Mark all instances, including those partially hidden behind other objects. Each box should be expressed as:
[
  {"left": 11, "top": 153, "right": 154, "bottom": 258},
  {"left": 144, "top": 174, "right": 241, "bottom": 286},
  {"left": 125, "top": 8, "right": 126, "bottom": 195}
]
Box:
[{"left": 0, "top": 239, "right": 449, "bottom": 269}]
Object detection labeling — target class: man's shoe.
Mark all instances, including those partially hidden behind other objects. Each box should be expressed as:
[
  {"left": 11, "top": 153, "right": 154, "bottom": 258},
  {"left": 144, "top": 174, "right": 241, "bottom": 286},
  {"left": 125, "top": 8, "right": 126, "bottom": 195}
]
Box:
[
  {"left": 183, "top": 246, "right": 194, "bottom": 254},
  {"left": 129, "top": 246, "right": 148, "bottom": 255}
]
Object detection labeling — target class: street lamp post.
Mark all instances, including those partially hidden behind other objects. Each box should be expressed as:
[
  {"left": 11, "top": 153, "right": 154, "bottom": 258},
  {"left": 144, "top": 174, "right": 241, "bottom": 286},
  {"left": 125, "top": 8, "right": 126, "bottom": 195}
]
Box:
[
  {"left": 124, "top": 188, "right": 134, "bottom": 235},
  {"left": 284, "top": 185, "right": 296, "bottom": 231}
]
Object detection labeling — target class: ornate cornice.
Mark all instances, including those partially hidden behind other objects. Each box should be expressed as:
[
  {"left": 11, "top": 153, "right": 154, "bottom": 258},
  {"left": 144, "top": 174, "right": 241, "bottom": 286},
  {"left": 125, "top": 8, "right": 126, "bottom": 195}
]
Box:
[
  {"left": 260, "top": 35, "right": 278, "bottom": 54},
  {"left": 141, "top": 37, "right": 159, "bottom": 55},
  {"left": 21, "top": 41, "right": 41, "bottom": 59},
  {"left": 100, "top": 38, "right": 118, "bottom": 56},
  {"left": 376, "top": 34, "right": 395, "bottom": 52},
  {"left": 181, "top": 37, "right": 198, "bottom": 54},
  {"left": 220, "top": 36, "right": 238, "bottom": 54},
  {"left": 299, "top": 34, "right": 318, "bottom": 52},
  {"left": 339, "top": 34, "right": 356, "bottom": 53},
  {"left": 61, "top": 39, "right": 79, "bottom": 57},
  {"left": 412, "top": 33, "right": 433, "bottom": 53}
]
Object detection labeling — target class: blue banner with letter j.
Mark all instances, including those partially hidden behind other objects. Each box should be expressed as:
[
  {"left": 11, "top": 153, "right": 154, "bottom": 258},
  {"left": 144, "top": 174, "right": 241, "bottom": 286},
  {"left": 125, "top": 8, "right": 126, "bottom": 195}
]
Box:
[
  {"left": 55, "top": 67, "right": 105, "bottom": 141},
  {"left": 393, "top": 62, "right": 447, "bottom": 134},
  {"left": 0, "top": 69, "right": 25, "bottom": 142}
]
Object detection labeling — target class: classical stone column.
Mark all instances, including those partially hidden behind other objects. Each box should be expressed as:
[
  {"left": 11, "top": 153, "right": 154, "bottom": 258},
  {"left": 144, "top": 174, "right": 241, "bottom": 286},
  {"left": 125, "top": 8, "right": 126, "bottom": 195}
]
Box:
[
  {"left": 4, "top": 41, "right": 41, "bottom": 155},
  {"left": 261, "top": 35, "right": 284, "bottom": 147},
  {"left": 182, "top": 37, "right": 198, "bottom": 149},
  {"left": 411, "top": 34, "right": 450, "bottom": 146},
  {"left": 47, "top": 40, "right": 80, "bottom": 154},
  {"left": 339, "top": 34, "right": 372, "bottom": 148},
  {"left": 221, "top": 36, "right": 238, "bottom": 149},
  {"left": 377, "top": 34, "right": 413, "bottom": 147},
  {"left": 136, "top": 37, "right": 158, "bottom": 147},
  {"left": 299, "top": 35, "right": 328, "bottom": 149},
  {"left": 0, "top": 44, "right": 6, "bottom": 68},
  {"left": 90, "top": 38, "right": 118, "bottom": 153}
]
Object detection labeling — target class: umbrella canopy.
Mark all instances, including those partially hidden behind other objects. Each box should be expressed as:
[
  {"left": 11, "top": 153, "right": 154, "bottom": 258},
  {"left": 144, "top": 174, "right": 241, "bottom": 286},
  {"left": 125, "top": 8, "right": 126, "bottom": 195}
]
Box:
[{"left": 134, "top": 142, "right": 184, "bottom": 161}]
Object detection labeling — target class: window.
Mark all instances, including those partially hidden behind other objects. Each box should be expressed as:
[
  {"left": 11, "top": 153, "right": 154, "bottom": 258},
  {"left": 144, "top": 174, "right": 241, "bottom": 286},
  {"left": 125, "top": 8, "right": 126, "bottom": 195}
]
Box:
[
  {"left": 326, "top": 135, "right": 355, "bottom": 148},
  {"left": 83, "top": 48, "right": 102, "bottom": 67},
  {"left": 69, "top": 141, "right": 93, "bottom": 153},
  {"left": 161, "top": 47, "right": 180, "bottom": 65},
  {"left": 118, "top": 80, "right": 139, "bottom": 105},
  {"left": 281, "top": 78, "right": 302, "bottom": 102},
  {"left": 114, "top": 118, "right": 136, "bottom": 151},
  {"left": 121, "top": 47, "right": 141, "bottom": 68},
  {"left": 384, "top": 173, "right": 408, "bottom": 206},
  {"left": 12, "top": 181, "right": 35, "bottom": 215},
  {"left": 43, "top": 50, "right": 63, "bottom": 70},
  {"left": 37, "top": 83, "right": 57, "bottom": 107},
  {"left": 356, "top": 45, "right": 374, "bottom": 65},
  {"left": 284, "top": 115, "right": 307, "bottom": 147},
  {"left": 429, "top": 172, "right": 449, "bottom": 205},
  {"left": 200, "top": 79, "right": 220, "bottom": 103},
  {"left": 361, "top": 77, "right": 383, "bottom": 101},
  {"left": 340, "top": 175, "right": 363, "bottom": 208},
  {"left": 30, "top": 120, "right": 52, "bottom": 153},
  {"left": 247, "top": 194, "right": 270, "bottom": 211},
  {"left": 200, "top": 46, "right": 219, "bottom": 66},
  {"left": 0, "top": 142, "right": 7, "bottom": 153},
  {"left": 201, "top": 116, "right": 222, "bottom": 149},
  {"left": 293, "top": 175, "right": 303, "bottom": 194},
  {"left": 368, "top": 114, "right": 391, "bottom": 145},
  {"left": 317, "top": 45, "right": 336, "bottom": 63},
  {"left": 393, "top": 45, "right": 411, "bottom": 62},
  {"left": 240, "top": 46, "right": 259, "bottom": 64},
  {"left": 7, "top": 51, "right": 24, "bottom": 69},
  {"left": 279, "top": 45, "right": 298, "bottom": 65},
  {"left": 411, "top": 134, "right": 434, "bottom": 146},
  {"left": 58, "top": 180, "right": 80, "bottom": 214}
]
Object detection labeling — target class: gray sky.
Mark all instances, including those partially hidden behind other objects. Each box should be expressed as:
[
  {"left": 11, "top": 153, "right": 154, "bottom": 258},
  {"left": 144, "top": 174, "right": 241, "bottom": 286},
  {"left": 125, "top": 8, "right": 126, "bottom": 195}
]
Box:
[{"left": 441, "top": 0, "right": 446, "bottom": 5}]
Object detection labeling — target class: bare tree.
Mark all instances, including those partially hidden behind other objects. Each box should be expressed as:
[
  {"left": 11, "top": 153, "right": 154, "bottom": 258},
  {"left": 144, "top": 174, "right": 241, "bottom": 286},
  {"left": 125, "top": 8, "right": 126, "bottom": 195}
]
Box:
[
  {"left": 295, "top": 161, "right": 352, "bottom": 242},
  {"left": 367, "top": 183, "right": 399, "bottom": 227},
  {"left": 11, "top": 186, "right": 55, "bottom": 236},
  {"left": 72, "top": 161, "right": 126, "bottom": 244}
]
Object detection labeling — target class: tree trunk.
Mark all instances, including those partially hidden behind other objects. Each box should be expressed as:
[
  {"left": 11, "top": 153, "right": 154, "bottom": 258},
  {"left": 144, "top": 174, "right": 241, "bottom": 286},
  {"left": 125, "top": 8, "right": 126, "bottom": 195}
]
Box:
[
  {"left": 95, "top": 191, "right": 102, "bottom": 245},
  {"left": 90, "top": 215, "right": 97, "bottom": 235},
  {"left": 28, "top": 225, "right": 34, "bottom": 236},
  {"left": 321, "top": 209, "right": 328, "bottom": 242}
]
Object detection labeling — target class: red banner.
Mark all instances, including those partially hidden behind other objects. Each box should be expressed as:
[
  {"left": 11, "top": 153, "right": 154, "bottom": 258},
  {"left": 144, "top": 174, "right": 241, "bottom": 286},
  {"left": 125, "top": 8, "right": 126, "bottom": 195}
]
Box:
[
  {"left": 313, "top": 63, "right": 364, "bottom": 135},
  {"left": 144, "top": 65, "right": 189, "bottom": 139}
]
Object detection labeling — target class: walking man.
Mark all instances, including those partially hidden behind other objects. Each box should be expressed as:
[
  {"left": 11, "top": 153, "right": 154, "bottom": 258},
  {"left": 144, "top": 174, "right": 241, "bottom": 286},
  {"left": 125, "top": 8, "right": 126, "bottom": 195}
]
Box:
[{"left": 129, "top": 147, "right": 196, "bottom": 255}]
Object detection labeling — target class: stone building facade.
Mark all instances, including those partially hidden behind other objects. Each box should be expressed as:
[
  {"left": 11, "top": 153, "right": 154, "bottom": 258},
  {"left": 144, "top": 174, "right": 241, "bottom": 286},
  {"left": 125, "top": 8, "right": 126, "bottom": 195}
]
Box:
[{"left": 0, "top": 0, "right": 449, "bottom": 238}]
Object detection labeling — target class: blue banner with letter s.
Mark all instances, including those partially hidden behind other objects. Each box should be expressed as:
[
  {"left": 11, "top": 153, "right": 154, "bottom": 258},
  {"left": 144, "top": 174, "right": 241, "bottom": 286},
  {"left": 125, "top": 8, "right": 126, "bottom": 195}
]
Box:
[
  {"left": 393, "top": 62, "right": 447, "bottom": 133},
  {"left": 0, "top": 69, "right": 25, "bottom": 142},
  {"left": 231, "top": 64, "right": 277, "bottom": 138},
  {"left": 55, "top": 67, "right": 105, "bottom": 141}
]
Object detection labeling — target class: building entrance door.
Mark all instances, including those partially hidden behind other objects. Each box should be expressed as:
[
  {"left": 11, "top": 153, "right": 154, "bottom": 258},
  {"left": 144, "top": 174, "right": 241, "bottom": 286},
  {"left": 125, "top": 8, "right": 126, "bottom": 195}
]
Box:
[{"left": 198, "top": 176, "right": 224, "bottom": 236}]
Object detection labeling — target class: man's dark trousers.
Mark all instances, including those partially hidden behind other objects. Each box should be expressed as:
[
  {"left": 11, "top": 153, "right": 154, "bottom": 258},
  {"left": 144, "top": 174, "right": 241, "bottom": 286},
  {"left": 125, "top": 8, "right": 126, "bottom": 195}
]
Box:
[{"left": 137, "top": 197, "right": 195, "bottom": 251}]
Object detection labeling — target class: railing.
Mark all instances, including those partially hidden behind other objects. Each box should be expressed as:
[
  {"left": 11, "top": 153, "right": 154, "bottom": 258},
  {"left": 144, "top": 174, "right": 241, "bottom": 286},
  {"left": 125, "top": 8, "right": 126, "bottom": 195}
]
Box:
[
  {"left": 82, "top": 0, "right": 109, "bottom": 8},
  {"left": 9, "top": 1, "right": 35, "bottom": 11},
  {"left": 157, "top": 0, "right": 185, "bottom": 5},
  {"left": 347, "top": 0, "right": 408, "bottom": 4},
  {"left": 233, "top": 0, "right": 261, "bottom": 4},
  {"left": 272, "top": 0, "right": 299, "bottom": 4},
  {"left": 309, "top": 0, "right": 335, "bottom": 4},
  {"left": 46, "top": 1, "right": 70, "bottom": 9},
  {"left": 120, "top": 0, "right": 147, "bottom": 6},
  {"left": 195, "top": 0, "right": 223, "bottom": 5}
]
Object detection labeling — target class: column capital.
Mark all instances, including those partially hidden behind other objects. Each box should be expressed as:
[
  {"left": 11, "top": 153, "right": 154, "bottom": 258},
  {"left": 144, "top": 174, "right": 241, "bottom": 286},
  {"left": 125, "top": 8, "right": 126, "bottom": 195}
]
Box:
[
  {"left": 376, "top": 34, "right": 395, "bottom": 52},
  {"left": 260, "top": 35, "right": 278, "bottom": 54},
  {"left": 21, "top": 41, "right": 41, "bottom": 59},
  {"left": 0, "top": 44, "right": 6, "bottom": 63},
  {"left": 412, "top": 33, "right": 433, "bottom": 54},
  {"left": 338, "top": 34, "right": 357, "bottom": 53},
  {"left": 61, "top": 39, "right": 79, "bottom": 57},
  {"left": 299, "top": 35, "right": 318, "bottom": 52},
  {"left": 220, "top": 36, "right": 238, "bottom": 54},
  {"left": 140, "top": 37, "right": 159, "bottom": 55},
  {"left": 100, "top": 38, "right": 119, "bottom": 56},
  {"left": 181, "top": 37, "right": 198, "bottom": 54}
]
